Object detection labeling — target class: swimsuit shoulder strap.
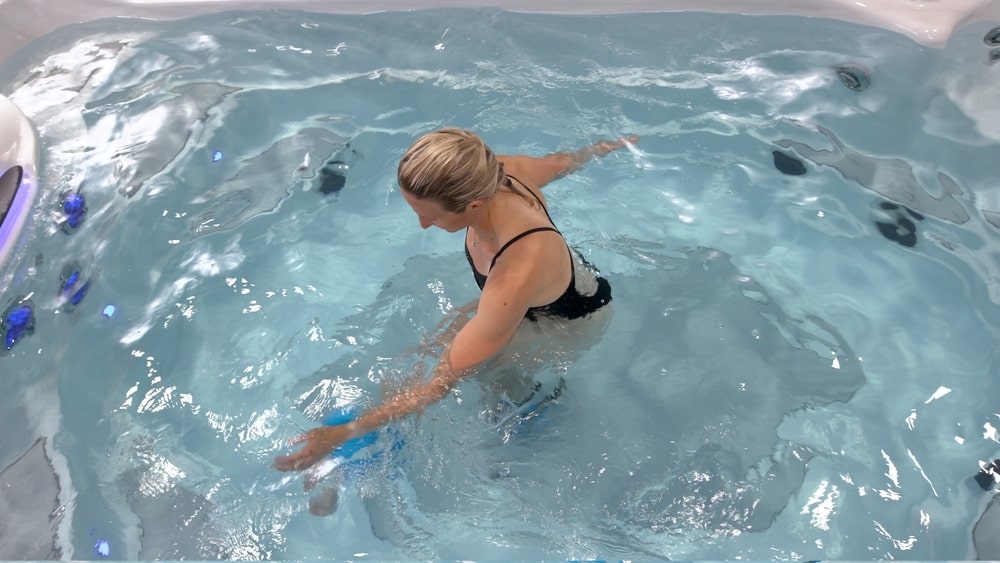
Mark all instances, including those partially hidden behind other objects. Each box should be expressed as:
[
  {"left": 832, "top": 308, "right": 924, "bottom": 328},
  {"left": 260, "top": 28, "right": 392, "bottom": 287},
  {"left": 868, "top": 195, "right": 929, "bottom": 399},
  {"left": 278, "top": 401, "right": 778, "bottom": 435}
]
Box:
[
  {"left": 497, "top": 174, "right": 574, "bottom": 281},
  {"left": 507, "top": 174, "right": 556, "bottom": 227}
]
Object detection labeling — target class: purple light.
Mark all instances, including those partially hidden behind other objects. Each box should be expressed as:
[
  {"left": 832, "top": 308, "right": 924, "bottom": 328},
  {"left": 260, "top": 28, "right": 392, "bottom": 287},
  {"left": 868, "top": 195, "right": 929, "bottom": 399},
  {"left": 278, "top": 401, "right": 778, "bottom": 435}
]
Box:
[{"left": 0, "top": 168, "right": 37, "bottom": 266}]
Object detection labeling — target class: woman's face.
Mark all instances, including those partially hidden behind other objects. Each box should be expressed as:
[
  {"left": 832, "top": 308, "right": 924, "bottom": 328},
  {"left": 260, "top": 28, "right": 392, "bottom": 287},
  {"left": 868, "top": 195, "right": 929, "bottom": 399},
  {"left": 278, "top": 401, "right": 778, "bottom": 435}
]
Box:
[{"left": 401, "top": 189, "right": 478, "bottom": 233}]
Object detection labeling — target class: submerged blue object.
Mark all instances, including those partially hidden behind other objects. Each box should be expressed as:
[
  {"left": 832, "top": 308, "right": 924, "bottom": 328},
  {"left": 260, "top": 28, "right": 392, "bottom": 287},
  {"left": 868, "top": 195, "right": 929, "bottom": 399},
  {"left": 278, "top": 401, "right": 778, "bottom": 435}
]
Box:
[
  {"left": 322, "top": 407, "right": 405, "bottom": 479},
  {"left": 102, "top": 304, "right": 116, "bottom": 318},
  {"left": 212, "top": 150, "right": 223, "bottom": 162},
  {"left": 3, "top": 304, "right": 34, "bottom": 351},
  {"left": 324, "top": 408, "right": 381, "bottom": 460}
]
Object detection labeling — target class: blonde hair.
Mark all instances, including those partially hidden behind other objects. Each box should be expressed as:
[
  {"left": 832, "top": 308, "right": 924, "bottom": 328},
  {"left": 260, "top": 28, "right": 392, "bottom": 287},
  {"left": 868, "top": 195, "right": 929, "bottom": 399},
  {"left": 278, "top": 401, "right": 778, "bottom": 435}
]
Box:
[{"left": 397, "top": 128, "right": 532, "bottom": 212}]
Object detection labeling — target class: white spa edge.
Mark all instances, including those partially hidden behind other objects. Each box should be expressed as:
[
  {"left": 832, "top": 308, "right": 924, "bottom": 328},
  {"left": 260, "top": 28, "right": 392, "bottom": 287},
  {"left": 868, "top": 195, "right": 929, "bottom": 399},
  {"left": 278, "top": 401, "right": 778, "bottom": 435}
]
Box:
[
  {"left": 0, "top": 0, "right": 998, "bottom": 62},
  {"left": 0, "top": 94, "right": 38, "bottom": 269}
]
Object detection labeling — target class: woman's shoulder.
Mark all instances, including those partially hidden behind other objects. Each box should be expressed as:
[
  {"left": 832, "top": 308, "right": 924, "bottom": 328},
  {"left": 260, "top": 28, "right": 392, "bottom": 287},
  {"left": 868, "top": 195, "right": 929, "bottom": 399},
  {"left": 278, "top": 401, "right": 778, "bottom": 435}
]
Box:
[{"left": 497, "top": 154, "right": 566, "bottom": 190}]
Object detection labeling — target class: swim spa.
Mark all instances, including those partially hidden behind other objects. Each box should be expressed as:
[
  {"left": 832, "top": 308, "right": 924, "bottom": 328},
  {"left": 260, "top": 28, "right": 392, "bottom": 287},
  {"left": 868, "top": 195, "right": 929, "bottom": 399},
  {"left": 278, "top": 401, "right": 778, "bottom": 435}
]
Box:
[{"left": 1, "top": 1, "right": 999, "bottom": 559}]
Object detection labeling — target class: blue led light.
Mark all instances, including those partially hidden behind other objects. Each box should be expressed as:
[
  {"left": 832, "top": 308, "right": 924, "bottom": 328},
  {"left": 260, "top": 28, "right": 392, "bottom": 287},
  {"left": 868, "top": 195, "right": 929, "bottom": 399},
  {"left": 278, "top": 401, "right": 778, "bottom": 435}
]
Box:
[
  {"left": 63, "top": 193, "right": 85, "bottom": 214},
  {"left": 94, "top": 539, "right": 110, "bottom": 558},
  {"left": 61, "top": 193, "right": 88, "bottom": 231},
  {"left": 59, "top": 268, "right": 91, "bottom": 308},
  {"left": 3, "top": 305, "right": 34, "bottom": 351},
  {"left": 102, "top": 305, "right": 116, "bottom": 318},
  {"left": 63, "top": 271, "right": 81, "bottom": 291},
  {"left": 212, "top": 151, "right": 223, "bottom": 162},
  {"left": 71, "top": 281, "right": 91, "bottom": 306}
]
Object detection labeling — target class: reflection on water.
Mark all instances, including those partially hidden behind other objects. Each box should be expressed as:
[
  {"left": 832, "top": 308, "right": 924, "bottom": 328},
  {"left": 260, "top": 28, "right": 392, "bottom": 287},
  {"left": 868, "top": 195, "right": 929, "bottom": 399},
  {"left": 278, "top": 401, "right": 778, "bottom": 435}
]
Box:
[
  {"left": 98, "top": 82, "right": 241, "bottom": 198},
  {"left": 775, "top": 124, "right": 969, "bottom": 224},
  {"left": 189, "top": 127, "right": 352, "bottom": 238}
]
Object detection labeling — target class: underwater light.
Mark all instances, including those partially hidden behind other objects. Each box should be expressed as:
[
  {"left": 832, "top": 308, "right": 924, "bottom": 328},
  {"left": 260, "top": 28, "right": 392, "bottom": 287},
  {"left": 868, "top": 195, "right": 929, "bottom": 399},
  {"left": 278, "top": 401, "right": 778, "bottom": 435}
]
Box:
[
  {"left": 2, "top": 302, "right": 34, "bottom": 352},
  {"left": 61, "top": 192, "right": 87, "bottom": 231},
  {"left": 94, "top": 539, "right": 110, "bottom": 558},
  {"left": 60, "top": 265, "right": 91, "bottom": 307}
]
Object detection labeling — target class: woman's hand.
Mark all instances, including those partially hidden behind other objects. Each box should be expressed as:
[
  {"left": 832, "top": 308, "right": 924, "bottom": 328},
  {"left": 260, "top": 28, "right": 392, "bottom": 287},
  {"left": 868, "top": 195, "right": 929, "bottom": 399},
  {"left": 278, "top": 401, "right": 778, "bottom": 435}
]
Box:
[
  {"left": 590, "top": 135, "right": 639, "bottom": 157},
  {"left": 273, "top": 424, "right": 352, "bottom": 471}
]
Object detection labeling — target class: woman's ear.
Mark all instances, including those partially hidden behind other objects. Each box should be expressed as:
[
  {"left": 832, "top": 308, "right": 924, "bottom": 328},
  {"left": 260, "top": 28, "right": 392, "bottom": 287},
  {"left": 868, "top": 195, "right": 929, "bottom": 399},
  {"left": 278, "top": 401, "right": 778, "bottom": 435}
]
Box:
[{"left": 466, "top": 200, "right": 484, "bottom": 213}]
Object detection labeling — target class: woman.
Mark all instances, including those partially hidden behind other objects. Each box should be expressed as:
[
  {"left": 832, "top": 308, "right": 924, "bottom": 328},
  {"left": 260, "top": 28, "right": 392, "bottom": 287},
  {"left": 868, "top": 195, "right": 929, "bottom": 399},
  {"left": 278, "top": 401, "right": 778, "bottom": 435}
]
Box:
[{"left": 274, "top": 128, "right": 636, "bottom": 472}]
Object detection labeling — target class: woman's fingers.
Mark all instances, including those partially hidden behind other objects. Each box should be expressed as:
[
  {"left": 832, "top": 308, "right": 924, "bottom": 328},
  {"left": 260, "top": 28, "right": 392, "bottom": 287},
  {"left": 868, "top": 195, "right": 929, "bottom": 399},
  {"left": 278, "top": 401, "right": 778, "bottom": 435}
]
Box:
[
  {"left": 274, "top": 426, "right": 341, "bottom": 471},
  {"left": 274, "top": 432, "right": 319, "bottom": 471},
  {"left": 597, "top": 136, "right": 638, "bottom": 154},
  {"left": 277, "top": 445, "right": 325, "bottom": 471},
  {"left": 612, "top": 135, "right": 639, "bottom": 148},
  {"left": 273, "top": 451, "right": 307, "bottom": 471}
]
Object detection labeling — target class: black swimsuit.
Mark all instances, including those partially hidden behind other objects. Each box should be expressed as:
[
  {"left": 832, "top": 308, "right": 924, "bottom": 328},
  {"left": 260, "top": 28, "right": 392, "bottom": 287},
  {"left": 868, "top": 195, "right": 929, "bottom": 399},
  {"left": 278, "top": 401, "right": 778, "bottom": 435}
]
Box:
[{"left": 463, "top": 175, "right": 612, "bottom": 321}]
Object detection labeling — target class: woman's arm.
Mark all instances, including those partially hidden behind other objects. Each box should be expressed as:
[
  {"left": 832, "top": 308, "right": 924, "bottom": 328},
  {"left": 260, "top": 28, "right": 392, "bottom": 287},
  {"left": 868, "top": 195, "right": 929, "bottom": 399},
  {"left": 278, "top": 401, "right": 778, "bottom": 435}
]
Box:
[
  {"left": 408, "top": 299, "right": 478, "bottom": 357},
  {"left": 501, "top": 135, "right": 638, "bottom": 189},
  {"left": 273, "top": 347, "right": 485, "bottom": 471},
  {"left": 274, "top": 280, "right": 532, "bottom": 472},
  {"left": 273, "top": 364, "right": 452, "bottom": 471}
]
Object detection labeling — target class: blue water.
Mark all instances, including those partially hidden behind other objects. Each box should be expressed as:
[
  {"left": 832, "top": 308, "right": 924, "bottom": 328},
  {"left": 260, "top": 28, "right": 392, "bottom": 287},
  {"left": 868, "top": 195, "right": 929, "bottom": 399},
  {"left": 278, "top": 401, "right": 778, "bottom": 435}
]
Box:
[{"left": 1, "top": 8, "right": 999, "bottom": 560}]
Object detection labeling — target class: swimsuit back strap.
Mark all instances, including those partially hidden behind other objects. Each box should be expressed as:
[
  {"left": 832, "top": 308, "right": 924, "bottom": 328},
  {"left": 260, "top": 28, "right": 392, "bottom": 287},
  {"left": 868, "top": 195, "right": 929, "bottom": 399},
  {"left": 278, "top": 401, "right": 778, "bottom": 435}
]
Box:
[
  {"left": 507, "top": 174, "right": 556, "bottom": 227},
  {"left": 488, "top": 226, "right": 560, "bottom": 271}
]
